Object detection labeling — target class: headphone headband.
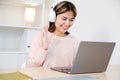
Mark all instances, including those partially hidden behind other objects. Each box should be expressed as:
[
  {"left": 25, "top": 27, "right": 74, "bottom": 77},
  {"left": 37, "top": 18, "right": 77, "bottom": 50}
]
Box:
[{"left": 49, "top": 0, "right": 70, "bottom": 22}]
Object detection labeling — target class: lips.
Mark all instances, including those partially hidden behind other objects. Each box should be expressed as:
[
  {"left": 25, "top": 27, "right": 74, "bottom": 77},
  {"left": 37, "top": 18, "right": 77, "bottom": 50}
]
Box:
[
  {"left": 63, "top": 26, "right": 69, "bottom": 30},
  {"left": 61, "top": 27, "right": 67, "bottom": 31}
]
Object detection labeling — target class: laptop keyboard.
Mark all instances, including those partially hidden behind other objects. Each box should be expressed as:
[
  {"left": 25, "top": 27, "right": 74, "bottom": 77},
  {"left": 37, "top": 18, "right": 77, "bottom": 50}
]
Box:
[{"left": 50, "top": 67, "right": 71, "bottom": 73}]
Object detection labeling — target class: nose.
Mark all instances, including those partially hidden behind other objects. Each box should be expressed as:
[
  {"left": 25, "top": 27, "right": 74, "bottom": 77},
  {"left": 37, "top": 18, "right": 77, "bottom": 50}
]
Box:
[{"left": 65, "top": 20, "right": 71, "bottom": 26}]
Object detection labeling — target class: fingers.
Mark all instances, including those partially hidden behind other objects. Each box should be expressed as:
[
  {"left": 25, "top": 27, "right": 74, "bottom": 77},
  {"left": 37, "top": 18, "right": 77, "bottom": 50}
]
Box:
[{"left": 41, "top": 27, "right": 48, "bottom": 50}]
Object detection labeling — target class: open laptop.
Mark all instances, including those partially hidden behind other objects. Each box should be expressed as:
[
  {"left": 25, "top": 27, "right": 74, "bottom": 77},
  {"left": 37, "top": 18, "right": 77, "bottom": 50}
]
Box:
[{"left": 50, "top": 41, "right": 116, "bottom": 74}]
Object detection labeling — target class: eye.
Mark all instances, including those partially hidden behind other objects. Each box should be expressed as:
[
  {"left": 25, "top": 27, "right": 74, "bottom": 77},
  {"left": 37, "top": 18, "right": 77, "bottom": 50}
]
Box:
[
  {"left": 70, "top": 19, "right": 75, "bottom": 22},
  {"left": 62, "top": 17, "right": 67, "bottom": 21}
]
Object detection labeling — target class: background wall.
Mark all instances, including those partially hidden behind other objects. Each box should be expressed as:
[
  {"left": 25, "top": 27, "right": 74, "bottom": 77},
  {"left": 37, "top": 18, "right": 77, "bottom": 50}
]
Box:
[{"left": 68, "top": 0, "right": 120, "bottom": 64}]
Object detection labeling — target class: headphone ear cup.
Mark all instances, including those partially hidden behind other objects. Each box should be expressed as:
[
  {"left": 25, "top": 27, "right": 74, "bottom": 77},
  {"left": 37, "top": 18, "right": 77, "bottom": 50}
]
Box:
[{"left": 49, "top": 9, "right": 56, "bottom": 22}]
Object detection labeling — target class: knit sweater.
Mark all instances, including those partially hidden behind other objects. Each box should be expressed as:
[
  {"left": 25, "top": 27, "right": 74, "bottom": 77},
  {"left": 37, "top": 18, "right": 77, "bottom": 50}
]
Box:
[{"left": 25, "top": 26, "right": 79, "bottom": 68}]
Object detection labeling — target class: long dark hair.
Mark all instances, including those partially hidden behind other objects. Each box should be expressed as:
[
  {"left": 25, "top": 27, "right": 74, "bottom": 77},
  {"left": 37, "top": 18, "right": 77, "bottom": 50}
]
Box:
[{"left": 48, "top": 1, "right": 77, "bottom": 35}]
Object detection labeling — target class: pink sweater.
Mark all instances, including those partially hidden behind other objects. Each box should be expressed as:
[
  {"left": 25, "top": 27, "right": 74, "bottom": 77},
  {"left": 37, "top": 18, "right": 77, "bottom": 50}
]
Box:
[{"left": 25, "top": 27, "right": 79, "bottom": 68}]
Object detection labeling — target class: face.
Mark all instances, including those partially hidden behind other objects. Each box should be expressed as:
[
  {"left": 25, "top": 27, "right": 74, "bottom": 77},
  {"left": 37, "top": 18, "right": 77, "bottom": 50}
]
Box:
[{"left": 54, "top": 11, "right": 75, "bottom": 36}]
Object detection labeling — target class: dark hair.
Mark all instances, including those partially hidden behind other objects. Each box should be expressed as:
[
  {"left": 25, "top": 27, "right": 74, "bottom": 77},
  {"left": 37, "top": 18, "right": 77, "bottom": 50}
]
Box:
[{"left": 48, "top": 1, "right": 77, "bottom": 35}]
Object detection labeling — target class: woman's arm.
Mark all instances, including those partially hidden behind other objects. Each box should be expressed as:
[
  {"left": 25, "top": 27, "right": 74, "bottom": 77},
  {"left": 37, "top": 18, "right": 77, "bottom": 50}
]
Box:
[{"left": 25, "top": 27, "right": 48, "bottom": 67}]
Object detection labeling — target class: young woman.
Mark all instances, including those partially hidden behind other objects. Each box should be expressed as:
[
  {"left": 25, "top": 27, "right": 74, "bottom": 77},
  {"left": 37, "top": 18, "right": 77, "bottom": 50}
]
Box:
[{"left": 25, "top": 1, "right": 79, "bottom": 68}]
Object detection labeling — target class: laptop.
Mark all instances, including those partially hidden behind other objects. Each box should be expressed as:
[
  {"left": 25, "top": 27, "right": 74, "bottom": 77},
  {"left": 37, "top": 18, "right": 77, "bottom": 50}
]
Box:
[{"left": 50, "top": 41, "right": 116, "bottom": 74}]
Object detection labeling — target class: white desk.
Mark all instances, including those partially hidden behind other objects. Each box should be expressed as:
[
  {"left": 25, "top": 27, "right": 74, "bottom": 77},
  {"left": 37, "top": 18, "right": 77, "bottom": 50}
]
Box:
[{"left": 0, "top": 64, "right": 120, "bottom": 80}]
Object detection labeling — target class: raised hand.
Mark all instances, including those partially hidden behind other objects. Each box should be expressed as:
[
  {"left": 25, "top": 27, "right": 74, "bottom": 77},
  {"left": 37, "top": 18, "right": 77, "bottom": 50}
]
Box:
[{"left": 40, "top": 26, "right": 48, "bottom": 51}]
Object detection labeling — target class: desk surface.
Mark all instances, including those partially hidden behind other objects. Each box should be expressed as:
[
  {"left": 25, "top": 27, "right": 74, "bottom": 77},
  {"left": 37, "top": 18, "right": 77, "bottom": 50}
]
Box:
[{"left": 0, "top": 64, "right": 120, "bottom": 80}]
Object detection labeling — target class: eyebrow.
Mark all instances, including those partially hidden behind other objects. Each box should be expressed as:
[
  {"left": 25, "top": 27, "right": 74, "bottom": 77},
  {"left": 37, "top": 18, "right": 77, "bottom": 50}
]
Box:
[{"left": 62, "top": 16, "right": 75, "bottom": 19}]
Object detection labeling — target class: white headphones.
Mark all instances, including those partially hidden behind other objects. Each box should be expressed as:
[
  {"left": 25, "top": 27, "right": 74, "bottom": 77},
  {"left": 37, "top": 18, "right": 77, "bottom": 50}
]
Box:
[
  {"left": 49, "top": 0, "right": 70, "bottom": 22},
  {"left": 49, "top": 7, "right": 56, "bottom": 22}
]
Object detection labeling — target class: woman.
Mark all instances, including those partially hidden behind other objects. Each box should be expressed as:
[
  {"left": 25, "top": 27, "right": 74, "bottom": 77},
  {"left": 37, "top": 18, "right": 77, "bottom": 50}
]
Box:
[{"left": 25, "top": 1, "right": 79, "bottom": 68}]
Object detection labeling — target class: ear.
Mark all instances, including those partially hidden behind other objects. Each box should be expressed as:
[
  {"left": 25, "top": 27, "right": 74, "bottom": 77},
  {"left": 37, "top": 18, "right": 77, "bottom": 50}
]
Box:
[{"left": 49, "top": 8, "right": 56, "bottom": 22}]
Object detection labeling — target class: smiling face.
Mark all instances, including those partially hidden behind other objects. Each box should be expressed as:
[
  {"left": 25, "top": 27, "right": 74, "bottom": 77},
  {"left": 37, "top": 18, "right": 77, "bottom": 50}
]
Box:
[
  {"left": 48, "top": 1, "right": 77, "bottom": 36},
  {"left": 54, "top": 11, "right": 75, "bottom": 36}
]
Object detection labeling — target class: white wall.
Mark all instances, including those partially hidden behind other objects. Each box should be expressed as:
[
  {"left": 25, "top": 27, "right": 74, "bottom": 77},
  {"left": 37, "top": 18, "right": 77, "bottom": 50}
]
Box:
[{"left": 69, "top": 0, "right": 120, "bottom": 64}]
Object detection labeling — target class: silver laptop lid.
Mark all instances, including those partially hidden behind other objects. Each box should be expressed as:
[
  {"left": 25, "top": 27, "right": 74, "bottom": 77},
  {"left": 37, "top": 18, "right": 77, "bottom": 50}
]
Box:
[{"left": 70, "top": 41, "right": 115, "bottom": 74}]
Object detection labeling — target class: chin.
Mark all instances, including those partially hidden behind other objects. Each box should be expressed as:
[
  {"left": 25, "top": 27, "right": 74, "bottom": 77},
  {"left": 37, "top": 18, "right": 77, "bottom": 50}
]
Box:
[{"left": 60, "top": 28, "right": 67, "bottom": 33}]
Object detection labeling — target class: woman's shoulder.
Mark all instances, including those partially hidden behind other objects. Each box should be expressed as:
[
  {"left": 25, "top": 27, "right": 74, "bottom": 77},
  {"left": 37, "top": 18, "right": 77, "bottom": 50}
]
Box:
[
  {"left": 68, "top": 34, "right": 79, "bottom": 47},
  {"left": 65, "top": 34, "right": 78, "bottom": 45},
  {"left": 67, "top": 34, "right": 78, "bottom": 41}
]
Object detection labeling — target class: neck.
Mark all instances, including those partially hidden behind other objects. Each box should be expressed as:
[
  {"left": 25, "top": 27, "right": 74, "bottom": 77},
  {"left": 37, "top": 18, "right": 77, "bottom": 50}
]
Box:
[{"left": 53, "top": 31, "right": 66, "bottom": 37}]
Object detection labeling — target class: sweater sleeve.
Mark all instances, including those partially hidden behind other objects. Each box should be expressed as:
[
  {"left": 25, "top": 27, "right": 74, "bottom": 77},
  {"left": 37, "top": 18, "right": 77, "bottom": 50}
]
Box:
[{"left": 25, "top": 27, "right": 48, "bottom": 67}]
